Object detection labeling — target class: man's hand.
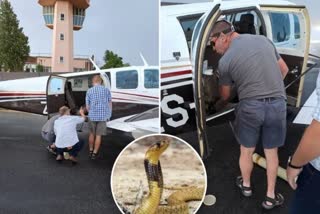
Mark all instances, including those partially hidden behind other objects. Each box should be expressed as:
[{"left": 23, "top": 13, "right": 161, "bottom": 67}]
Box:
[
  {"left": 219, "top": 85, "right": 231, "bottom": 101},
  {"left": 67, "top": 146, "right": 73, "bottom": 150},
  {"left": 79, "top": 107, "right": 86, "bottom": 117},
  {"left": 286, "top": 166, "right": 302, "bottom": 190}
]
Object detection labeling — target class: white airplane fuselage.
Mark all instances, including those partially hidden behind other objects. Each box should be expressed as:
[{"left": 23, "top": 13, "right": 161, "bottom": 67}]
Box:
[{"left": 0, "top": 66, "right": 159, "bottom": 121}]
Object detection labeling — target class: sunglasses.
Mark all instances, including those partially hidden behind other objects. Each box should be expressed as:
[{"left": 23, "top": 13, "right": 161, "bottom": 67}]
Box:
[
  {"left": 209, "top": 27, "right": 234, "bottom": 46},
  {"left": 209, "top": 33, "right": 222, "bottom": 47}
]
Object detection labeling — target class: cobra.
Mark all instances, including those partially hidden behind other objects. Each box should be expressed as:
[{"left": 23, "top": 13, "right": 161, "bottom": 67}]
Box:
[{"left": 134, "top": 140, "right": 204, "bottom": 214}]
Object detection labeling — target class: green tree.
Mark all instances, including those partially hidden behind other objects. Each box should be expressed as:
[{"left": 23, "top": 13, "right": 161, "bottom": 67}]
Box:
[
  {"left": 36, "top": 64, "right": 44, "bottom": 72},
  {"left": 0, "top": 0, "right": 30, "bottom": 71},
  {"left": 100, "top": 50, "right": 129, "bottom": 69}
]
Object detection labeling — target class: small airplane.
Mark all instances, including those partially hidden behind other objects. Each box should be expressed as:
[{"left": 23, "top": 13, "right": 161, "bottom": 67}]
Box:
[
  {"left": 160, "top": 0, "right": 319, "bottom": 158},
  {"left": 0, "top": 56, "right": 160, "bottom": 137}
]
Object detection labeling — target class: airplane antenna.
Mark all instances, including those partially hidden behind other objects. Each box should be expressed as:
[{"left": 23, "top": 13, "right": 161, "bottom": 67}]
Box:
[
  {"left": 89, "top": 57, "right": 100, "bottom": 71},
  {"left": 140, "top": 53, "right": 149, "bottom": 66}
]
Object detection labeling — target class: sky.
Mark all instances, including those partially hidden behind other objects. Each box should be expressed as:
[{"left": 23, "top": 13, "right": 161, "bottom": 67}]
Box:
[
  {"left": 9, "top": 0, "right": 159, "bottom": 66},
  {"left": 7, "top": 0, "right": 320, "bottom": 67}
]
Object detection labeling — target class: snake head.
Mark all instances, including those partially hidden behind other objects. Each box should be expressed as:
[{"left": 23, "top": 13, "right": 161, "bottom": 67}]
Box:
[{"left": 145, "top": 140, "right": 170, "bottom": 161}]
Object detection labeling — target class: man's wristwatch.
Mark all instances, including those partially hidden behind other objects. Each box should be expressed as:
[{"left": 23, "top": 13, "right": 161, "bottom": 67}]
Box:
[{"left": 288, "top": 156, "right": 303, "bottom": 169}]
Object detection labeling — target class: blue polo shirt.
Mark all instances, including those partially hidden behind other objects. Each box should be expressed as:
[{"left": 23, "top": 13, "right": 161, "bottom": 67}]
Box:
[
  {"left": 310, "top": 73, "right": 320, "bottom": 171},
  {"left": 85, "top": 85, "right": 112, "bottom": 121}
]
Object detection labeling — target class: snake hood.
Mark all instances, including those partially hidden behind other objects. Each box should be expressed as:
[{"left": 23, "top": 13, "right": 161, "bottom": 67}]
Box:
[{"left": 145, "top": 140, "right": 170, "bottom": 165}]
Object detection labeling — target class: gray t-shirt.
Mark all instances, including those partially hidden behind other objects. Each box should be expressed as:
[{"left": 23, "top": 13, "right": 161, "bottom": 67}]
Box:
[
  {"left": 218, "top": 34, "right": 286, "bottom": 100},
  {"left": 41, "top": 114, "right": 60, "bottom": 133}
]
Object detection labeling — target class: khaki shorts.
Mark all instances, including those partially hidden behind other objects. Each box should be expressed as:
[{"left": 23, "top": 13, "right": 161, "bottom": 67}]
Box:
[{"left": 88, "top": 120, "right": 107, "bottom": 136}]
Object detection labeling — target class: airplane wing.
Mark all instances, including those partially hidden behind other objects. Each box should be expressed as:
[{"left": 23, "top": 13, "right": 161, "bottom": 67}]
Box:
[
  {"left": 107, "top": 107, "right": 159, "bottom": 138},
  {"left": 293, "top": 89, "right": 318, "bottom": 125}
]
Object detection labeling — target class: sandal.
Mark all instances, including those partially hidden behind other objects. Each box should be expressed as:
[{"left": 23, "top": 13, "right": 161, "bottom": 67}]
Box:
[
  {"left": 69, "top": 156, "right": 78, "bottom": 165},
  {"left": 236, "top": 176, "right": 252, "bottom": 197},
  {"left": 91, "top": 152, "right": 97, "bottom": 160},
  {"left": 56, "top": 155, "right": 63, "bottom": 162},
  {"left": 46, "top": 145, "right": 57, "bottom": 155},
  {"left": 262, "top": 193, "right": 284, "bottom": 210},
  {"left": 89, "top": 150, "right": 93, "bottom": 158}
]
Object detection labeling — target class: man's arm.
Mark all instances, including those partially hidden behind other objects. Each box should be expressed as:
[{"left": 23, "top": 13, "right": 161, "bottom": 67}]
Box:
[
  {"left": 287, "top": 119, "right": 320, "bottom": 189},
  {"left": 278, "top": 57, "right": 289, "bottom": 79},
  {"left": 219, "top": 85, "right": 232, "bottom": 101},
  {"left": 108, "top": 101, "right": 112, "bottom": 112},
  {"left": 85, "top": 91, "right": 90, "bottom": 112},
  {"left": 290, "top": 119, "right": 320, "bottom": 166}
]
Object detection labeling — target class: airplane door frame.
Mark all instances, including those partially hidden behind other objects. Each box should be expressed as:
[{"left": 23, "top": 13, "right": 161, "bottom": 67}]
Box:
[
  {"left": 46, "top": 75, "right": 67, "bottom": 118},
  {"left": 100, "top": 72, "right": 111, "bottom": 90},
  {"left": 191, "top": 5, "right": 266, "bottom": 158},
  {"left": 259, "top": 5, "right": 310, "bottom": 107},
  {"left": 191, "top": 4, "right": 221, "bottom": 158}
]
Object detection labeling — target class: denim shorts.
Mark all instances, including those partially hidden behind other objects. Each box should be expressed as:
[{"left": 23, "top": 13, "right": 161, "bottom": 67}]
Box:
[{"left": 234, "top": 97, "right": 286, "bottom": 149}]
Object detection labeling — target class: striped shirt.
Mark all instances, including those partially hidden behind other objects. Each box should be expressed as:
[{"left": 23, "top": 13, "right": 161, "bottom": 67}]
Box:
[
  {"left": 310, "top": 73, "right": 320, "bottom": 171},
  {"left": 85, "top": 85, "right": 112, "bottom": 121}
]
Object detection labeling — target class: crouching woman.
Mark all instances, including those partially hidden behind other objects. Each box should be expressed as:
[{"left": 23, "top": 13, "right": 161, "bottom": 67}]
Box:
[{"left": 54, "top": 106, "right": 86, "bottom": 164}]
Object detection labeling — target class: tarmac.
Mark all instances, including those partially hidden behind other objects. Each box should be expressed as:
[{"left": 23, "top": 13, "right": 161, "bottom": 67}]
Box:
[
  {"left": 193, "top": 122, "right": 305, "bottom": 214},
  {"left": 0, "top": 108, "right": 310, "bottom": 214},
  {"left": 0, "top": 110, "right": 132, "bottom": 214}
]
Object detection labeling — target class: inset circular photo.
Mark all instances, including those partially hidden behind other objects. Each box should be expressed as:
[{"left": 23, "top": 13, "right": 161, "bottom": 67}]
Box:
[{"left": 111, "top": 134, "right": 207, "bottom": 214}]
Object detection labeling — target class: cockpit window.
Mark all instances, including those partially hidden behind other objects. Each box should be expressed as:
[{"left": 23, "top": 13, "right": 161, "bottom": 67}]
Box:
[
  {"left": 116, "top": 70, "right": 138, "bottom": 89},
  {"left": 144, "top": 69, "right": 159, "bottom": 89}
]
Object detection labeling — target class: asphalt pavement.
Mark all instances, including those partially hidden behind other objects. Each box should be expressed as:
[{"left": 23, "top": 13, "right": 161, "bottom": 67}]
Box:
[
  {"left": 0, "top": 109, "right": 308, "bottom": 214},
  {"left": 0, "top": 110, "right": 133, "bottom": 214}
]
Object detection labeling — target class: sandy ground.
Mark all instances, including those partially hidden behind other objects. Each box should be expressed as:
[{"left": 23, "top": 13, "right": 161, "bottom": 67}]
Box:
[{"left": 112, "top": 135, "right": 206, "bottom": 214}]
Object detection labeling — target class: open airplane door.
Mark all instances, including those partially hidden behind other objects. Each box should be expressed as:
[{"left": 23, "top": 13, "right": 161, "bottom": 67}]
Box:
[
  {"left": 101, "top": 72, "right": 111, "bottom": 90},
  {"left": 259, "top": 5, "right": 311, "bottom": 107},
  {"left": 46, "top": 75, "right": 67, "bottom": 117},
  {"left": 190, "top": 4, "right": 221, "bottom": 158},
  {"left": 191, "top": 3, "right": 311, "bottom": 159}
]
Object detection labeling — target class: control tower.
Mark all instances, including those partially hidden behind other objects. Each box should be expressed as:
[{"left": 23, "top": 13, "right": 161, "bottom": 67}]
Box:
[{"left": 38, "top": 0, "right": 90, "bottom": 72}]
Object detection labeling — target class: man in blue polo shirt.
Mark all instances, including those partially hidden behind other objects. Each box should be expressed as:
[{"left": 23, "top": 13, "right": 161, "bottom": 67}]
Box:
[
  {"left": 287, "top": 73, "right": 320, "bottom": 213},
  {"left": 86, "top": 75, "right": 112, "bottom": 160}
]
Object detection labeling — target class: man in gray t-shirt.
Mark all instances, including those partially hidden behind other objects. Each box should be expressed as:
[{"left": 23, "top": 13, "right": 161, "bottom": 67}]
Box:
[{"left": 210, "top": 20, "right": 289, "bottom": 209}]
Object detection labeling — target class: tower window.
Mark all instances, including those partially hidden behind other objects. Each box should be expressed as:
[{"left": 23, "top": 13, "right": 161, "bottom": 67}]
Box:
[
  {"left": 60, "top": 56, "right": 64, "bottom": 63},
  {"left": 60, "top": 33, "right": 64, "bottom": 40},
  {"left": 60, "top": 13, "right": 64, "bottom": 21}
]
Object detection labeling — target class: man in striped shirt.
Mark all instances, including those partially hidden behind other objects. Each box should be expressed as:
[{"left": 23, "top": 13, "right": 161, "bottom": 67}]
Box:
[{"left": 85, "top": 75, "right": 112, "bottom": 160}]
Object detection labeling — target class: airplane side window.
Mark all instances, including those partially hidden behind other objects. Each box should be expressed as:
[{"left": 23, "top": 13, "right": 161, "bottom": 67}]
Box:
[
  {"left": 232, "top": 11, "right": 260, "bottom": 35},
  {"left": 48, "top": 78, "right": 64, "bottom": 95},
  {"left": 144, "top": 69, "right": 159, "bottom": 89},
  {"left": 105, "top": 72, "right": 111, "bottom": 86},
  {"left": 294, "top": 14, "right": 301, "bottom": 39},
  {"left": 269, "top": 12, "right": 291, "bottom": 43},
  {"left": 116, "top": 70, "right": 138, "bottom": 89},
  {"left": 73, "top": 78, "right": 83, "bottom": 89},
  {"left": 178, "top": 14, "right": 203, "bottom": 50}
]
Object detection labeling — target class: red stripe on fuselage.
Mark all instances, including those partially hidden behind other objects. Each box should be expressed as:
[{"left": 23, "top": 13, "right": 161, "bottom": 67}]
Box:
[
  {"left": 161, "top": 70, "right": 192, "bottom": 78},
  {"left": 111, "top": 91, "right": 158, "bottom": 99},
  {"left": 0, "top": 92, "right": 45, "bottom": 96}
]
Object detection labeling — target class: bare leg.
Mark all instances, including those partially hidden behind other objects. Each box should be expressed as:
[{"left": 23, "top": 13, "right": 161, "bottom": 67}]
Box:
[
  {"left": 239, "top": 145, "right": 255, "bottom": 188},
  {"left": 93, "top": 135, "right": 102, "bottom": 154},
  {"left": 89, "top": 133, "right": 95, "bottom": 152},
  {"left": 264, "top": 148, "right": 279, "bottom": 204}
]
